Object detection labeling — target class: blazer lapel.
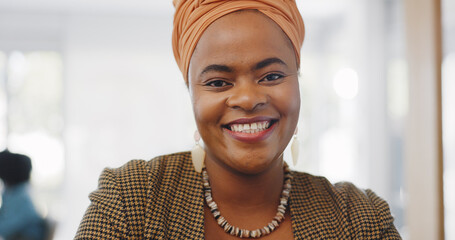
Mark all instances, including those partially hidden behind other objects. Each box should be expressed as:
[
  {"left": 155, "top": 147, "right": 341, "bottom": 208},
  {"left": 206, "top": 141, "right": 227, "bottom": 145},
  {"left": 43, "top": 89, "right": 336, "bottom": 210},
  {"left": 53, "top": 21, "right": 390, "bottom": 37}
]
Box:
[
  {"left": 290, "top": 172, "right": 326, "bottom": 240},
  {"left": 290, "top": 172, "right": 348, "bottom": 239},
  {"left": 143, "top": 152, "right": 205, "bottom": 240},
  {"left": 167, "top": 156, "right": 205, "bottom": 239}
]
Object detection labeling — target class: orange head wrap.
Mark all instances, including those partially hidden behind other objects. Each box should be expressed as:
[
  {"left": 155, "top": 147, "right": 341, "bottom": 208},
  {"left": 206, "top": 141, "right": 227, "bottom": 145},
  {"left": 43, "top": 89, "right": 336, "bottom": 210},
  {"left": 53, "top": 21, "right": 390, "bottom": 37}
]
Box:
[{"left": 172, "top": 0, "right": 305, "bottom": 83}]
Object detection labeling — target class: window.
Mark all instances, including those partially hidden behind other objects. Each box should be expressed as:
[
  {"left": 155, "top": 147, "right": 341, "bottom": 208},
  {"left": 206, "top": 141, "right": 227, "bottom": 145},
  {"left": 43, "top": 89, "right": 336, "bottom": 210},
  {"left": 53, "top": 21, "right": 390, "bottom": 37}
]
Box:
[
  {"left": 0, "top": 50, "right": 64, "bottom": 218},
  {"left": 295, "top": 0, "right": 406, "bottom": 234}
]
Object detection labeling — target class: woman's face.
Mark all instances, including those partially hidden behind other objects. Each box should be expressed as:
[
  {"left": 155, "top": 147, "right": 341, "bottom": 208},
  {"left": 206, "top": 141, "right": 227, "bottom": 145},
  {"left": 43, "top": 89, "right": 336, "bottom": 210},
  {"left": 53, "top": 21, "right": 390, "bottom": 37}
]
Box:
[{"left": 188, "top": 10, "right": 300, "bottom": 174}]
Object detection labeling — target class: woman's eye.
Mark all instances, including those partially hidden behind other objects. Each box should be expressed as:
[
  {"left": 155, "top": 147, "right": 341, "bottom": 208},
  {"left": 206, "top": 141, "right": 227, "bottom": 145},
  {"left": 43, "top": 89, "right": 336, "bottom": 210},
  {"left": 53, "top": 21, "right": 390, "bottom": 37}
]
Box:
[
  {"left": 263, "top": 73, "right": 284, "bottom": 82},
  {"left": 205, "top": 80, "right": 230, "bottom": 88}
]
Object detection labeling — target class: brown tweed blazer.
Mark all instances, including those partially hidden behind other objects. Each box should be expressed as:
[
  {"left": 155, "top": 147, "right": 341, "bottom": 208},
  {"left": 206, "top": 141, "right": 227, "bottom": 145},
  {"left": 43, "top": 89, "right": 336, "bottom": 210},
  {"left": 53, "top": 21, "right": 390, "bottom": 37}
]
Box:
[{"left": 75, "top": 152, "right": 401, "bottom": 239}]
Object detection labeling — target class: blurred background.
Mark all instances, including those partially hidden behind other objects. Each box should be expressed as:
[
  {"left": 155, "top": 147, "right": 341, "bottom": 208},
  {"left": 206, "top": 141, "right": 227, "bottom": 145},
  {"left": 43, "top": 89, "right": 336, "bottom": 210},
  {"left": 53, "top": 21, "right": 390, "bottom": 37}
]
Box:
[{"left": 0, "top": 0, "right": 452, "bottom": 239}]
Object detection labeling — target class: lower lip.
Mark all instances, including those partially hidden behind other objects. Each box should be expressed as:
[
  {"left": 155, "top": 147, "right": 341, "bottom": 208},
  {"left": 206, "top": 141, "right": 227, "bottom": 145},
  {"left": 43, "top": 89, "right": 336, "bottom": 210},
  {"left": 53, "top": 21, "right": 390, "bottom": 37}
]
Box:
[{"left": 224, "top": 122, "right": 277, "bottom": 143}]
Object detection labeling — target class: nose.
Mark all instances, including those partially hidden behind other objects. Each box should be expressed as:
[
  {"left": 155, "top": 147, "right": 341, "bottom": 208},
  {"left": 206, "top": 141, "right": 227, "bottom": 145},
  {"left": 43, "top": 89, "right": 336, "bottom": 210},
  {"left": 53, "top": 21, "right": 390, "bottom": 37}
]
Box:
[{"left": 226, "top": 82, "right": 268, "bottom": 112}]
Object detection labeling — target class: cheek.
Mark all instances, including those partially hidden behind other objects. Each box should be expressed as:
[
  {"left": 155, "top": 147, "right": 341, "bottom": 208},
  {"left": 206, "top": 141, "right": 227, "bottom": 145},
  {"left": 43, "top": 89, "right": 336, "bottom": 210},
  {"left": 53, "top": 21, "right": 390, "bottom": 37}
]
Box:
[
  {"left": 191, "top": 90, "right": 226, "bottom": 128},
  {"left": 273, "top": 80, "right": 301, "bottom": 118}
]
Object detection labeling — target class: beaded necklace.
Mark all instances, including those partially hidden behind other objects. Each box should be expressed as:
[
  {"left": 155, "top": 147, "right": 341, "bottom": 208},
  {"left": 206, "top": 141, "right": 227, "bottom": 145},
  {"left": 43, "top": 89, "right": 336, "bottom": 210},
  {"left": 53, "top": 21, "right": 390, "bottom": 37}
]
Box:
[{"left": 202, "top": 164, "right": 292, "bottom": 238}]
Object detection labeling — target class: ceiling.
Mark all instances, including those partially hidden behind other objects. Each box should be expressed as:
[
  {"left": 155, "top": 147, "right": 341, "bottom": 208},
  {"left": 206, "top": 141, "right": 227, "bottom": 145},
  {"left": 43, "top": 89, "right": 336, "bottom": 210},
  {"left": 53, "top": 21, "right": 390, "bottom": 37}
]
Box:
[
  {"left": 0, "top": 0, "right": 452, "bottom": 25},
  {"left": 0, "top": 0, "right": 349, "bottom": 17},
  {"left": 0, "top": 0, "right": 174, "bottom": 15}
]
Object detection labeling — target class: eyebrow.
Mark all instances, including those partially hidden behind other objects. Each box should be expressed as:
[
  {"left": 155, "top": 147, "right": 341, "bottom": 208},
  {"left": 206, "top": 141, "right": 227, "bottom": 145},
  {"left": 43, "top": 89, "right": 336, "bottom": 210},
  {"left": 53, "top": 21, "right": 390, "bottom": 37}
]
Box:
[
  {"left": 253, "top": 57, "right": 287, "bottom": 70},
  {"left": 200, "top": 64, "right": 233, "bottom": 77}
]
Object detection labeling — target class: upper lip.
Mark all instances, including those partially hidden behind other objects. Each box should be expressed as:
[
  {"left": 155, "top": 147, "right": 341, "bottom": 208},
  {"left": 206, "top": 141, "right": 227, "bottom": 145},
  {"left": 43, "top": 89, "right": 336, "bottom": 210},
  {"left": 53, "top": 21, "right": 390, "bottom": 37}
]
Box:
[{"left": 224, "top": 116, "right": 277, "bottom": 126}]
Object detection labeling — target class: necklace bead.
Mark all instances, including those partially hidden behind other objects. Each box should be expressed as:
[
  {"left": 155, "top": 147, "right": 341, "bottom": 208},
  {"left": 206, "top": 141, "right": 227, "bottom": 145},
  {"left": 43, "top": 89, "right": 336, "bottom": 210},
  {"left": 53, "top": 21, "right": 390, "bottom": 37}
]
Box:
[{"left": 202, "top": 164, "right": 292, "bottom": 238}]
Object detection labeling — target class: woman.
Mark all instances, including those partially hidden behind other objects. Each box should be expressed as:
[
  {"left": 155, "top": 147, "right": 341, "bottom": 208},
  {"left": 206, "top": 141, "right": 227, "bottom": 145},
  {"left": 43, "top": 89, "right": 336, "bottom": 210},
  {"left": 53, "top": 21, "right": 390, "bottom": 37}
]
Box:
[{"left": 76, "top": 0, "right": 401, "bottom": 239}]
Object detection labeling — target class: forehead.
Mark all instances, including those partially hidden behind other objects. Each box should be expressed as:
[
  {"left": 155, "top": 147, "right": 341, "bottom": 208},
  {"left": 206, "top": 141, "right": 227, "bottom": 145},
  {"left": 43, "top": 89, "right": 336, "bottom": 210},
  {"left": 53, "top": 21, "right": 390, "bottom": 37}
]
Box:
[{"left": 189, "top": 10, "right": 295, "bottom": 72}]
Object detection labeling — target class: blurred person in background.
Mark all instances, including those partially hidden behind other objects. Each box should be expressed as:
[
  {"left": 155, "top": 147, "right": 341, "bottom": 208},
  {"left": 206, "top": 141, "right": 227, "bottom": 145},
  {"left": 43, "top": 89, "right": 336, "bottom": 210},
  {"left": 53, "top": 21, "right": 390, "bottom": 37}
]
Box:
[{"left": 0, "top": 150, "right": 45, "bottom": 240}]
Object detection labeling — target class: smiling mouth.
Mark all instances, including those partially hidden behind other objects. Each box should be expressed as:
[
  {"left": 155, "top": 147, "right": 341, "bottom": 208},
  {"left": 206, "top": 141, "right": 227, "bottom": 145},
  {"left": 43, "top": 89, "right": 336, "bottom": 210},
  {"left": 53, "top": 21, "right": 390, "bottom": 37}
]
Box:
[{"left": 223, "top": 120, "right": 278, "bottom": 133}]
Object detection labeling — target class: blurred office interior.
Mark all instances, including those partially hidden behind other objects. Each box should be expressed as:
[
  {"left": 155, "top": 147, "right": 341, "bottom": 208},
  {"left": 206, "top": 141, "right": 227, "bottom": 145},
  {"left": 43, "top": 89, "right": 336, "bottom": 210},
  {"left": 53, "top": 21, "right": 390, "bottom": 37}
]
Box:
[{"left": 0, "top": 0, "right": 453, "bottom": 239}]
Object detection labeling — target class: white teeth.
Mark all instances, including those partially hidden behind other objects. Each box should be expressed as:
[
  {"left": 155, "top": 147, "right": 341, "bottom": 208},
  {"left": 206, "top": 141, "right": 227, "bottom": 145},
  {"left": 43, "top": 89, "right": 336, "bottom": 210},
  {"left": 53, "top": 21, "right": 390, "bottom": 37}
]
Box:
[{"left": 229, "top": 121, "right": 271, "bottom": 133}]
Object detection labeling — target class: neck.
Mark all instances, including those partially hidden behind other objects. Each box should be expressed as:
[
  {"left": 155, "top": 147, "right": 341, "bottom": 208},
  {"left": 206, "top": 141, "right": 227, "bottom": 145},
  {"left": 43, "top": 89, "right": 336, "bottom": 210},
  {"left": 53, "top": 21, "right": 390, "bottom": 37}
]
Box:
[{"left": 204, "top": 155, "right": 285, "bottom": 211}]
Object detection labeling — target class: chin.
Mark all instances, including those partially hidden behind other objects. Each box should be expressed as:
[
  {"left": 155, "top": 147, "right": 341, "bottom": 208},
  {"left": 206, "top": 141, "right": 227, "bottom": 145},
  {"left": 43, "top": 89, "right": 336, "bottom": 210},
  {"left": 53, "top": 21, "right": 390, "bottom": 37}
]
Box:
[{"left": 228, "top": 151, "right": 282, "bottom": 175}]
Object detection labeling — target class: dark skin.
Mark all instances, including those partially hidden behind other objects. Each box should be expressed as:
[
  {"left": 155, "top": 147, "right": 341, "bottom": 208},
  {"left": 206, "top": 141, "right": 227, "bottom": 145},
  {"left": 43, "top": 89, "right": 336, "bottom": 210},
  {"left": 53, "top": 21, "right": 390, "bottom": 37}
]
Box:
[{"left": 188, "top": 10, "right": 300, "bottom": 239}]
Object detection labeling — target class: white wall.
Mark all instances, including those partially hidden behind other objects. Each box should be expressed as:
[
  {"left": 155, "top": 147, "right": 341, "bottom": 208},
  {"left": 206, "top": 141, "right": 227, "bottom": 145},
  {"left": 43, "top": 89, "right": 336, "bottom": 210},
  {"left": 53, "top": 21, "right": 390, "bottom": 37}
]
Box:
[{"left": 60, "top": 13, "right": 196, "bottom": 239}]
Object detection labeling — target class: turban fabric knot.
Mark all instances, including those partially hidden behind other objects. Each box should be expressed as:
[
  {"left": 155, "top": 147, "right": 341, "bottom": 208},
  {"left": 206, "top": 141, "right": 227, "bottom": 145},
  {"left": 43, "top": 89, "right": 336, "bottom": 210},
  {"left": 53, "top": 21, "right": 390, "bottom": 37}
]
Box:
[{"left": 172, "top": 0, "right": 305, "bottom": 82}]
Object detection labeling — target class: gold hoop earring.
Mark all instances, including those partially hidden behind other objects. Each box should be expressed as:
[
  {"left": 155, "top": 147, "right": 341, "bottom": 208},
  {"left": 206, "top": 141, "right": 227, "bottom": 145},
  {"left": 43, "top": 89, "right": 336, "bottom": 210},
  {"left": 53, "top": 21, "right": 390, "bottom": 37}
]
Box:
[{"left": 191, "top": 130, "right": 205, "bottom": 173}]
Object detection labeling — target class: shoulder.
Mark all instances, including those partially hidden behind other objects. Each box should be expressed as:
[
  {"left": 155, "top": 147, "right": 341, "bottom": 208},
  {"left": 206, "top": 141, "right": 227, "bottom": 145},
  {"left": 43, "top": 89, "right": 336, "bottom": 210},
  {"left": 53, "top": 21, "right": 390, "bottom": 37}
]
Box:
[
  {"left": 77, "top": 151, "right": 195, "bottom": 239},
  {"left": 336, "top": 182, "right": 397, "bottom": 233},
  {"left": 89, "top": 151, "right": 191, "bottom": 207},
  {"left": 100, "top": 151, "right": 191, "bottom": 185},
  {"left": 292, "top": 171, "right": 389, "bottom": 213},
  {"left": 111, "top": 151, "right": 194, "bottom": 195},
  {"left": 291, "top": 171, "right": 400, "bottom": 238},
  {"left": 332, "top": 181, "right": 398, "bottom": 238},
  {"left": 1, "top": 184, "right": 35, "bottom": 211}
]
